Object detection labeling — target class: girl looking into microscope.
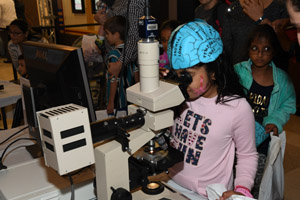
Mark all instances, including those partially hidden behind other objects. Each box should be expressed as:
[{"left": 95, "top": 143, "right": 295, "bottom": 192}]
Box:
[{"left": 161, "top": 19, "right": 258, "bottom": 199}]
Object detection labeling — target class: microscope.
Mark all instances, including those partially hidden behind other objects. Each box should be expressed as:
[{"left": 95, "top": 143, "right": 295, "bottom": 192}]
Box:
[
  {"left": 93, "top": 1, "right": 188, "bottom": 199},
  {"left": 36, "top": 0, "right": 191, "bottom": 199}
]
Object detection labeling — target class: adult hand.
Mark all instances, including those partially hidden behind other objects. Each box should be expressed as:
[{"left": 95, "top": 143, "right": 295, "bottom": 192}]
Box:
[
  {"left": 271, "top": 18, "right": 290, "bottom": 32},
  {"left": 94, "top": 9, "right": 107, "bottom": 25},
  {"left": 241, "top": 0, "right": 264, "bottom": 21},
  {"left": 271, "top": 18, "right": 292, "bottom": 51},
  {"left": 265, "top": 123, "right": 279, "bottom": 136},
  {"left": 108, "top": 61, "right": 122, "bottom": 79},
  {"left": 220, "top": 190, "right": 244, "bottom": 200}
]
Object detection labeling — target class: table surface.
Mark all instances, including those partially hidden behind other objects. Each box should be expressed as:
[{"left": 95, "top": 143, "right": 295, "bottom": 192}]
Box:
[
  {"left": 0, "top": 80, "right": 21, "bottom": 107},
  {"left": 0, "top": 125, "right": 96, "bottom": 200},
  {"left": 0, "top": 126, "right": 191, "bottom": 200},
  {"left": 0, "top": 125, "right": 36, "bottom": 166}
]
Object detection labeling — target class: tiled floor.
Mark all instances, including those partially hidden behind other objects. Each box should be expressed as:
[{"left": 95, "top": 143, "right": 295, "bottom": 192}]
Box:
[{"left": 0, "top": 58, "right": 16, "bottom": 81}]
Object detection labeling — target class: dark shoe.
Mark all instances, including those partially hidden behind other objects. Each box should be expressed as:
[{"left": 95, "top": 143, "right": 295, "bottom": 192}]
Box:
[{"left": 3, "top": 59, "right": 11, "bottom": 63}]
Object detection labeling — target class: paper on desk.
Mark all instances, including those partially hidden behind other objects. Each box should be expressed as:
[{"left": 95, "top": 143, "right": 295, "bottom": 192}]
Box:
[{"left": 206, "top": 184, "right": 256, "bottom": 200}]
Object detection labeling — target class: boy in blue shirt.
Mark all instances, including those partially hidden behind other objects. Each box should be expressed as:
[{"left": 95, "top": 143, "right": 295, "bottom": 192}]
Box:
[{"left": 104, "top": 15, "right": 139, "bottom": 117}]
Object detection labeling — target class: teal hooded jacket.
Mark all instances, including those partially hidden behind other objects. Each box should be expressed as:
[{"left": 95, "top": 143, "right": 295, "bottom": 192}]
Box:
[{"left": 234, "top": 59, "right": 296, "bottom": 134}]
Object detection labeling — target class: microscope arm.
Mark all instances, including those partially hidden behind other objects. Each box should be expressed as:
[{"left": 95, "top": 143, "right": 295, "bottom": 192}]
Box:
[{"left": 90, "top": 110, "right": 146, "bottom": 151}]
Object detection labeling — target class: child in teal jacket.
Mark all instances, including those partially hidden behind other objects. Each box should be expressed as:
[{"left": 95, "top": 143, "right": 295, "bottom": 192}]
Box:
[
  {"left": 235, "top": 26, "right": 296, "bottom": 137},
  {"left": 234, "top": 24, "right": 296, "bottom": 198},
  {"left": 235, "top": 59, "right": 296, "bottom": 134}
]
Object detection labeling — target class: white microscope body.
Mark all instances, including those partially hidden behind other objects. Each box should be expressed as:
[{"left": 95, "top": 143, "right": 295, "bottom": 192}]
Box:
[{"left": 94, "top": 37, "right": 185, "bottom": 199}]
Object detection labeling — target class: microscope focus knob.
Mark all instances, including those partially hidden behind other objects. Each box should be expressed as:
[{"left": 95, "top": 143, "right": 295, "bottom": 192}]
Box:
[{"left": 110, "top": 187, "right": 132, "bottom": 200}]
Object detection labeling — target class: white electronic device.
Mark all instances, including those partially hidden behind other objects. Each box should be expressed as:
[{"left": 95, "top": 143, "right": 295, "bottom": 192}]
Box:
[{"left": 36, "top": 104, "right": 95, "bottom": 175}]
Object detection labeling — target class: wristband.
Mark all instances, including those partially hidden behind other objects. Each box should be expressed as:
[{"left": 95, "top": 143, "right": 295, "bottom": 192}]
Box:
[
  {"left": 234, "top": 185, "right": 253, "bottom": 198},
  {"left": 255, "top": 16, "right": 265, "bottom": 24}
]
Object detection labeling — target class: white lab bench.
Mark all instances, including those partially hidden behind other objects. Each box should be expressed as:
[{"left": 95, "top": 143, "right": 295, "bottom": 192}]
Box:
[
  {"left": 0, "top": 126, "right": 189, "bottom": 200},
  {"left": 0, "top": 125, "right": 96, "bottom": 200}
]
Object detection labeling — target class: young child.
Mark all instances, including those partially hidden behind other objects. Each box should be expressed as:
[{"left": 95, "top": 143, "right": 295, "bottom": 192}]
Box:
[
  {"left": 164, "top": 19, "right": 258, "bottom": 199},
  {"left": 104, "top": 15, "right": 139, "bottom": 117},
  {"left": 234, "top": 24, "right": 296, "bottom": 197},
  {"left": 18, "top": 54, "right": 27, "bottom": 78},
  {"left": 159, "top": 19, "right": 181, "bottom": 69}
]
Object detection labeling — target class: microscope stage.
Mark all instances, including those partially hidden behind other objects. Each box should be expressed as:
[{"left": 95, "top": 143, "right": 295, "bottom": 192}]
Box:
[{"left": 127, "top": 80, "right": 185, "bottom": 112}]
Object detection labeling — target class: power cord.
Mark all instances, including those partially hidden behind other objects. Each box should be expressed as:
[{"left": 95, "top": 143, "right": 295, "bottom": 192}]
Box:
[
  {"left": 68, "top": 173, "right": 75, "bottom": 200},
  {"left": 0, "top": 126, "right": 29, "bottom": 145},
  {"left": 66, "top": 167, "right": 90, "bottom": 200},
  {"left": 0, "top": 137, "right": 37, "bottom": 170}
]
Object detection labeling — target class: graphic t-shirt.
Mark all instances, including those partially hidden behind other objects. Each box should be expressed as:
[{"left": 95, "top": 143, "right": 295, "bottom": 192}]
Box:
[
  {"left": 247, "top": 79, "right": 273, "bottom": 124},
  {"left": 169, "top": 96, "right": 257, "bottom": 196},
  {"left": 247, "top": 79, "right": 273, "bottom": 155}
]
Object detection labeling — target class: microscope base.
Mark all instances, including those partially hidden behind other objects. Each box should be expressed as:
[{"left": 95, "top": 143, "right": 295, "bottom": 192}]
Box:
[
  {"left": 0, "top": 155, "right": 188, "bottom": 200},
  {"left": 132, "top": 183, "right": 189, "bottom": 200},
  {"left": 94, "top": 127, "right": 156, "bottom": 200}
]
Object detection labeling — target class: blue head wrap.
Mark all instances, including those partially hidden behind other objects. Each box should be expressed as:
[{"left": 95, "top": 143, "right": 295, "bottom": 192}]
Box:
[{"left": 167, "top": 19, "right": 223, "bottom": 70}]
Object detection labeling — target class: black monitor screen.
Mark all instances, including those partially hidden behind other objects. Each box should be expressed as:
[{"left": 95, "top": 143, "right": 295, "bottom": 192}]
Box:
[{"left": 22, "top": 41, "right": 96, "bottom": 123}]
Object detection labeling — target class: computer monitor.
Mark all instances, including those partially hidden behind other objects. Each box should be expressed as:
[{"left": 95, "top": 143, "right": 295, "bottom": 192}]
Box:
[{"left": 22, "top": 41, "right": 96, "bottom": 125}]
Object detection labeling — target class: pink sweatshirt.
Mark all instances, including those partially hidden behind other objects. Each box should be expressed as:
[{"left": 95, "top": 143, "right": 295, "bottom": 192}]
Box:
[{"left": 169, "top": 96, "right": 258, "bottom": 197}]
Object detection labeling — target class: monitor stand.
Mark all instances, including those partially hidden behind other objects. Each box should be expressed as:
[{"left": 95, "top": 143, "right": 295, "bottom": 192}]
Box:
[{"left": 25, "top": 143, "right": 42, "bottom": 159}]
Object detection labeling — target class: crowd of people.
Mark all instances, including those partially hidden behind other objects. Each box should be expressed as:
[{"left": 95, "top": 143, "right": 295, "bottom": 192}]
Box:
[
  {"left": 93, "top": 0, "right": 298, "bottom": 199},
  {"left": 1, "top": 0, "right": 300, "bottom": 199},
  {"left": 1, "top": 0, "right": 46, "bottom": 75}
]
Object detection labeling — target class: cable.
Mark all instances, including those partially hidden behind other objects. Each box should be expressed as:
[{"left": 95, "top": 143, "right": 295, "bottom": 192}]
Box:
[
  {"left": 66, "top": 167, "right": 91, "bottom": 200},
  {"left": 68, "top": 173, "right": 75, "bottom": 200},
  {"left": 0, "top": 126, "right": 29, "bottom": 145},
  {"left": 68, "top": 166, "right": 89, "bottom": 177},
  {"left": 0, "top": 137, "right": 37, "bottom": 170}
]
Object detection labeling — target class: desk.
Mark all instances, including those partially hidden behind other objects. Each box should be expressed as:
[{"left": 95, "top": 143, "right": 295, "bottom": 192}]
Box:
[
  {"left": 0, "top": 157, "right": 187, "bottom": 200},
  {"left": 0, "top": 80, "right": 21, "bottom": 129},
  {"left": 0, "top": 125, "right": 35, "bottom": 166},
  {"left": 0, "top": 158, "right": 96, "bottom": 200},
  {"left": 0, "top": 125, "right": 96, "bottom": 200},
  {"left": 0, "top": 127, "right": 189, "bottom": 200}
]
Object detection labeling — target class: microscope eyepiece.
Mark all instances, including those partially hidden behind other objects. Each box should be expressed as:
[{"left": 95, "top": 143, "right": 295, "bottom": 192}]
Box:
[{"left": 163, "top": 69, "right": 192, "bottom": 100}]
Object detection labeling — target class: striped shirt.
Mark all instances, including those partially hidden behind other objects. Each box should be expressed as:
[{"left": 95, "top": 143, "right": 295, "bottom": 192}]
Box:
[
  {"left": 106, "top": 44, "right": 138, "bottom": 110},
  {"left": 108, "top": 0, "right": 145, "bottom": 65}
]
